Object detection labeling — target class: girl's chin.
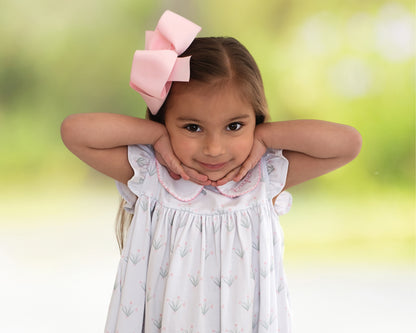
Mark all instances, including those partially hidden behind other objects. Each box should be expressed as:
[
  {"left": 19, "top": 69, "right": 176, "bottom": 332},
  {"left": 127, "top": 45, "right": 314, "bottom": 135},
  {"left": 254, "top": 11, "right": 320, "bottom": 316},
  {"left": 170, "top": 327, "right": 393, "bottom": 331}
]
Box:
[{"left": 204, "top": 171, "right": 229, "bottom": 183}]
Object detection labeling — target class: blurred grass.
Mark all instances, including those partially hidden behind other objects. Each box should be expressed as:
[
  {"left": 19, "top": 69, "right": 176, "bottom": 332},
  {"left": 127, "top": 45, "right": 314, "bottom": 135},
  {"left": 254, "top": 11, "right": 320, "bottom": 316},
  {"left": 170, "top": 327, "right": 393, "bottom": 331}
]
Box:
[{"left": 284, "top": 186, "right": 415, "bottom": 265}]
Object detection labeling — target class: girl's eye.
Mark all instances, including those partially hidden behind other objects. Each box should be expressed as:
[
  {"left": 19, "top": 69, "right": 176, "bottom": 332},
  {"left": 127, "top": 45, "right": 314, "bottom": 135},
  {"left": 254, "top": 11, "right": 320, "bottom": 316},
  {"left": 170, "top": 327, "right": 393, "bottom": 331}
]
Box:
[
  {"left": 185, "top": 124, "right": 201, "bottom": 132},
  {"left": 227, "top": 122, "right": 242, "bottom": 131}
]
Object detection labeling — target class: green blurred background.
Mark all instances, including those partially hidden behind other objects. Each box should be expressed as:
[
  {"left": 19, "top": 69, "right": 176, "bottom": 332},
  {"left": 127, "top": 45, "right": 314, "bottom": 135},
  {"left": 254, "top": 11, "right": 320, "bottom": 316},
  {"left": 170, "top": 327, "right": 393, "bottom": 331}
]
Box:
[
  {"left": 1, "top": 0, "right": 415, "bottom": 331},
  {"left": 1, "top": 0, "right": 414, "bottom": 262}
]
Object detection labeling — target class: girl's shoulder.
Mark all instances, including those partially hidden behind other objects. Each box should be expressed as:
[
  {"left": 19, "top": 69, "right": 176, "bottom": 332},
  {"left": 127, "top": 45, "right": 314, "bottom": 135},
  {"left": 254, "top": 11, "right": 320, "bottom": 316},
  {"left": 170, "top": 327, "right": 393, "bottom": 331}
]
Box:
[
  {"left": 116, "top": 144, "right": 161, "bottom": 212},
  {"left": 261, "top": 149, "right": 292, "bottom": 215},
  {"left": 124, "top": 144, "right": 158, "bottom": 193},
  {"left": 127, "top": 144, "right": 156, "bottom": 164},
  {"left": 126, "top": 144, "right": 158, "bottom": 176},
  {"left": 262, "top": 149, "right": 289, "bottom": 187}
]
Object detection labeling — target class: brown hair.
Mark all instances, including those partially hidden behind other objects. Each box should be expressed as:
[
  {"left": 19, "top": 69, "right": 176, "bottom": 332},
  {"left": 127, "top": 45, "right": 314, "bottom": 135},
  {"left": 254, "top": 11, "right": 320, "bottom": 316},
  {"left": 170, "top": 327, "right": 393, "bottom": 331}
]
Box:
[
  {"left": 149, "top": 37, "right": 269, "bottom": 124},
  {"left": 116, "top": 37, "right": 269, "bottom": 251}
]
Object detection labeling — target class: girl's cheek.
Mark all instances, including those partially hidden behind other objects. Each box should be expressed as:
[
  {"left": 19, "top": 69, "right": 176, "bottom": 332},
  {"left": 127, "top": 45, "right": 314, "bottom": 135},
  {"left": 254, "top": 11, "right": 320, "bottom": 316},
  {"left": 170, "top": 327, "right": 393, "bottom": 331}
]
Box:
[
  {"left": 235, "top": 136, "right": 254, "bottom": 153},
  {"left": 178, "top": 138, "right": 196, "bottom": 150},
  {"left": 173, "top": 138, "right": 196, "bottom": 158}
]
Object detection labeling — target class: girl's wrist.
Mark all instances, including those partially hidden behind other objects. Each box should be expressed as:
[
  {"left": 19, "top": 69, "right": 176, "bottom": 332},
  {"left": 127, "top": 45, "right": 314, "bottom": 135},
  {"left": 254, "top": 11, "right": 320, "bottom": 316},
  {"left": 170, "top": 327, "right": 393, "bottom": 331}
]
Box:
[
  {"left": 254, "top": 123, "right": 271, "bottom": 149},
  {"left": 151, "top": 123, "right": 169, "bottom": 147}
]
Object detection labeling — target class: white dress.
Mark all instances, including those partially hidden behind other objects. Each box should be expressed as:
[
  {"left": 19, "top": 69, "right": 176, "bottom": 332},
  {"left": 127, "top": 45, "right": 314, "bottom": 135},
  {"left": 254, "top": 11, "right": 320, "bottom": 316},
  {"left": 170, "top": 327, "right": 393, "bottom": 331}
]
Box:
[{"left": 105, "top": 144, "right": 293, "bottom": 333}]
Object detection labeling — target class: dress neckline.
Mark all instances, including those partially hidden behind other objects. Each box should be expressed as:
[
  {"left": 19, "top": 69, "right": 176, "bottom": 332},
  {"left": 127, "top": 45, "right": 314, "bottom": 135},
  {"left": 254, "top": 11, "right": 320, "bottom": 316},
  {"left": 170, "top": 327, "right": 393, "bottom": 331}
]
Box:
[{"left": 155, "top": 160, "right": 262, "bottom": 202}]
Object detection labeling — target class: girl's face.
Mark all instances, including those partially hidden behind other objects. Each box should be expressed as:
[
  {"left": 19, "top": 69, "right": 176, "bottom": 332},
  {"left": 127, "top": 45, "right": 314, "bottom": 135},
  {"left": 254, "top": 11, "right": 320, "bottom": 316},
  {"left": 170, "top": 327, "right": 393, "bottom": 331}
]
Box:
[{"left": 165, "top": 82, "right": 256, "bottom": 181}]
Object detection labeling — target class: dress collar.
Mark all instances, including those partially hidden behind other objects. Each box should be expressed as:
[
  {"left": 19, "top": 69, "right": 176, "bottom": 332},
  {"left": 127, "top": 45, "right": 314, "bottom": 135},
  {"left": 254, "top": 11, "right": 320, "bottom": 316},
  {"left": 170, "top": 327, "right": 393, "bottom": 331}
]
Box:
[{"left": 156, "top": 160, "right": 262, "bottom": 202}]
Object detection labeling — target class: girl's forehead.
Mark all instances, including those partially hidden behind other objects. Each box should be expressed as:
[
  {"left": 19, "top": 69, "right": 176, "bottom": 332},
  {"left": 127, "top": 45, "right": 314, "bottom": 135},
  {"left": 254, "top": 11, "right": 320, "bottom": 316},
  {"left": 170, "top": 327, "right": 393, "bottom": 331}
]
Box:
[
  {"left": 169, "top": 80, "right": 251, "bottom": 107},
  {"left": 166, "top": 82, "right": 255, "bottom": 123}
]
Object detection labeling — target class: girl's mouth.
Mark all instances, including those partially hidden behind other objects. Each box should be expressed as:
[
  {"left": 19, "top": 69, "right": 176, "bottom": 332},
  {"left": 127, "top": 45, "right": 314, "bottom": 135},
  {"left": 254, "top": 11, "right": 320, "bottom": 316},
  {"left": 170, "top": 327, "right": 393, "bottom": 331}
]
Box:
[{"left": 198, "top": 161, "right": 227, "bottom": 171}]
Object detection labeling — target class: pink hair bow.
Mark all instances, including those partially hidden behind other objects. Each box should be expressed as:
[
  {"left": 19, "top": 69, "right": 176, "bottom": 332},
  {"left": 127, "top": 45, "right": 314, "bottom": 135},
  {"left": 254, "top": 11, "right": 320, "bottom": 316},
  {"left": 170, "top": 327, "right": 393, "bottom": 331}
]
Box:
[{"left": 130, "top": 10, "right": 201, "bottom": 115}]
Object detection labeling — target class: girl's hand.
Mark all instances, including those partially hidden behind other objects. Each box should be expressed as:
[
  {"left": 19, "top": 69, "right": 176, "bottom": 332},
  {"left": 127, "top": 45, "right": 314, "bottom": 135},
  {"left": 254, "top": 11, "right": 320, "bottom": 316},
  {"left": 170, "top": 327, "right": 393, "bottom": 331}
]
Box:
[
  {"left": 181, "top": 164, "right": 212, "bottom": 186},
  {"left": 213, "top": 135, "right": 267, "bottom": 186},
  {"left": 153, "top": 133, "right": 210, "bottom": 185},
  {"left": 234, "top": 136, "right": 267, "bottom": 183},
  {"left": 210, "top": 166, "right": 240, "bottom": 187},
  {"left": 153, "top": 133, "right": 190, "bottom": 181}
]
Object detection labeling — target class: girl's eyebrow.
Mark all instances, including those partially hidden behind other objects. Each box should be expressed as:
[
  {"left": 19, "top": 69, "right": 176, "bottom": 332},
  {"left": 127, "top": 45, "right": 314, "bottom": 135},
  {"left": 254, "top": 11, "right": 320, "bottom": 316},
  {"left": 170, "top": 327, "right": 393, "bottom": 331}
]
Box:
[
  {"left": 176, "top": 117, "right": 201, "bottom": 122},
  {"left": 227, "top": 114, "right": 251, "bottom": 122},
  {"left": 176, "top": 114, "right": 252, "bottom": 122}
]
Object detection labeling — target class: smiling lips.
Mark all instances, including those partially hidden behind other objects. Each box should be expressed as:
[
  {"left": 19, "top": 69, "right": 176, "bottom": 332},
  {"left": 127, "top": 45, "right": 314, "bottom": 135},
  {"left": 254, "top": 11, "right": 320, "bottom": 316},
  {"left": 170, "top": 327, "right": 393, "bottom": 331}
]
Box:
[{"left": 198, "top": 161, "right": 227, "bottom": 170}]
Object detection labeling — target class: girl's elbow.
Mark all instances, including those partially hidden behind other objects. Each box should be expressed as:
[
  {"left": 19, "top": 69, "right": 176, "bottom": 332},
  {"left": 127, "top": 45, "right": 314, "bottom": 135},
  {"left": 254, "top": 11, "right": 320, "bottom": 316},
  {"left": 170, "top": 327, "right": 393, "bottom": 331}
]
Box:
[
  {"left": 345, "top": 126, "right": 362, "bottom": 160},
  {"left": 60, "top": 114, "right": 81, "bottom": 149}
]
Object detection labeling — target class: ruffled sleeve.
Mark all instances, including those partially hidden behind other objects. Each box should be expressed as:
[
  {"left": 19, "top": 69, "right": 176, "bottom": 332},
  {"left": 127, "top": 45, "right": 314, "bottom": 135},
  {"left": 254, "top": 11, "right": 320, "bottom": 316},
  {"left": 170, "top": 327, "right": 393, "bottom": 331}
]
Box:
[
  {"left": 116, "top": 182, "right": 137, "bottom": 214},
  {"left": 273, "top": 190, "right": 292, "bottom": 216},
  {"left": 263, "top": 149, "right": 292, "bottom": 215},
  {"left": 116, "top": 144, "right": 157, "bottom": 212},
  {"left": 264, "top": 149, "right": 289, "bottom": 197}
]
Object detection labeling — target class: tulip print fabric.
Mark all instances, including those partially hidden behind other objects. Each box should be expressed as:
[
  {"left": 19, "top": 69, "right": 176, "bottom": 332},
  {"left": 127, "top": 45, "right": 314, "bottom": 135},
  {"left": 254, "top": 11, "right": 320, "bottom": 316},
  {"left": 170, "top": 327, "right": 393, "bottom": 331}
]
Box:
[{"left": 104, "top": 145, "right": 292, "bottom": 333}]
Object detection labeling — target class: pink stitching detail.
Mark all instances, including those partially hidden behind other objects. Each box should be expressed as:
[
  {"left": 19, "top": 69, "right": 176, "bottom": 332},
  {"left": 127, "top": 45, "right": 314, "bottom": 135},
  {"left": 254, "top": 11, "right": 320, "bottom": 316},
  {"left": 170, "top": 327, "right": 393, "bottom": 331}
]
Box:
[
  {"left": 156, "top": 161, "right": 203, "bottom": 202},
  {"left": 217, "top": 162, "right": 261, "bottom": 198}
]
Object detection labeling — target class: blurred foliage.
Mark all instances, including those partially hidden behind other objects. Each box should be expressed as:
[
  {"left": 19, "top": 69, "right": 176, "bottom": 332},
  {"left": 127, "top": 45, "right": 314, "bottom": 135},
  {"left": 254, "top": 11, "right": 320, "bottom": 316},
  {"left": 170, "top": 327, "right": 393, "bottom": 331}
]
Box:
[
  {"left": 0, "top": 0, "right": 414, "bottom": 267},
  {"left": 0, "top": 0, "right": 414, "bottom": 197}
]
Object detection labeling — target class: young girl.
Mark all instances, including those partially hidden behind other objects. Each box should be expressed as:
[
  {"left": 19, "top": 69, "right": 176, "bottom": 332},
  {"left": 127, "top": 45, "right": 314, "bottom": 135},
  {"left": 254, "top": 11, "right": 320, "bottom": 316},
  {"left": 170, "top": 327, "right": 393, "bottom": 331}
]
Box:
[{"left": 61, "top": 10, "right": 361, "bottom": 333}]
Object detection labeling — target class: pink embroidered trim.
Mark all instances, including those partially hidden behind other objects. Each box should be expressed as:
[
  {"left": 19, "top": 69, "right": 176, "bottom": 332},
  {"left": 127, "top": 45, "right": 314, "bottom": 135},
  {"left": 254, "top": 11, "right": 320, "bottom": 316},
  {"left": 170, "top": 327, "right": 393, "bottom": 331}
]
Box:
[
  {"left": 155, "top": 161, "right": 203, "bottom": 202},
  {"left": 216, "top": 161, "right": 262, "bottom": 198},
  {"left": 155, "top": 158, "right": 262, "bottom": 201}
]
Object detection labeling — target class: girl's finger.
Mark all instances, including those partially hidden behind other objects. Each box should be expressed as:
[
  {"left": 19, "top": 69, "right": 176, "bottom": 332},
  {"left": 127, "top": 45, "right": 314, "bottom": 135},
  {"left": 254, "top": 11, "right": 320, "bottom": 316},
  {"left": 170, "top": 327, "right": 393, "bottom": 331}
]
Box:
[
  {"left": 164, "top": 155, "right": 190, "bottom": 181},
  {"left": 213, "top": 167, "right": 240, "bottom": 186},
  {"left": 155, "top": 151, "right": 187, "bottom": 180},
  {"left": 182, "top": 165, "right": 210, "bottom": 184},
  {"left": 167, "top": 169, "right": 181, "bottom": 180},
  {"left": 233, "top": 143, "right": 265, "bottom": 182},
  {"left": 233, "top": 162, "right": 253, "bottom": 183}
]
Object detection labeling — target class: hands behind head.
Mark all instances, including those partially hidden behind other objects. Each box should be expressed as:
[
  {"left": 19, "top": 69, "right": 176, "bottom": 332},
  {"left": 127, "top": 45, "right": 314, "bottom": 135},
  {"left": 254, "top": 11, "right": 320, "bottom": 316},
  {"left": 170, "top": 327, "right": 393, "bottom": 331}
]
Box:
[{"left": 154, "top": 130, "right": 267, "bottom": 187}]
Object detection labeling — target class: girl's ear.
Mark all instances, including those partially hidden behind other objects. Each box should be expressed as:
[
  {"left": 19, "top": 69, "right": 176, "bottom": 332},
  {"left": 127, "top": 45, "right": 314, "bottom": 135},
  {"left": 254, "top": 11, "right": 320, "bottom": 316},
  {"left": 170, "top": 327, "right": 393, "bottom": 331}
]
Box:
[
  {"left": 147, "top": 105, "right": 167, "bottom": 125},
  {"left": 256, "top": 114, "right": 265, "bottom": 124}
]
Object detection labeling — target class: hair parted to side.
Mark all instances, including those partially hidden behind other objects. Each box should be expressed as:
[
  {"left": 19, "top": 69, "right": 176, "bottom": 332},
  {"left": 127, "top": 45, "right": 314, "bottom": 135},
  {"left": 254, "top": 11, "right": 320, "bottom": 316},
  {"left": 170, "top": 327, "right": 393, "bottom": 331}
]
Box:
[
  {"left": 116, "top": 37, "right": 269, "bottom": 251},
  {"left": 149, "top": 36, "right": 269, "bottom": 125}
]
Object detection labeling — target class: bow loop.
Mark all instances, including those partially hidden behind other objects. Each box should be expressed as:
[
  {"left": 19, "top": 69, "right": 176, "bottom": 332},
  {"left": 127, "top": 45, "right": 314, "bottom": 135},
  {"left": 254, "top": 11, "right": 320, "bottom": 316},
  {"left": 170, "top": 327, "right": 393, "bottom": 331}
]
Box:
[
  {"left": 130, "top": 10, "right": 201, "bottom": 115},
  {"left": 145, "top": 30, "right": 173, "bottom": 51},
  {"left": 154, "top": 11, "right": 201, "bottom": 54}
]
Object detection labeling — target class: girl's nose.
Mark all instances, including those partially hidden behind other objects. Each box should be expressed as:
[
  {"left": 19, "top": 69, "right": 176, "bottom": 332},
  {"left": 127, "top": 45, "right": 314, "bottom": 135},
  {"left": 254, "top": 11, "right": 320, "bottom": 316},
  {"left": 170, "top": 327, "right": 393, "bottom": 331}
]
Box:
[{"left": 203, "top": 134, "right": 225, "bottom": 157}]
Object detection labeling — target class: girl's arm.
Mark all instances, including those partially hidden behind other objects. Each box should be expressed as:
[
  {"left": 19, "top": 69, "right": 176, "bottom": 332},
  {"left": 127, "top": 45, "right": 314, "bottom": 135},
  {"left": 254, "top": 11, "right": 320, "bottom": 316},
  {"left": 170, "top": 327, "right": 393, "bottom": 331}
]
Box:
[
  {"left": 235, "top": 120, "right": 362, "bottom": 189},
  {"left": 61, "top": 113, "right": 192, "bottom": 184}
]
